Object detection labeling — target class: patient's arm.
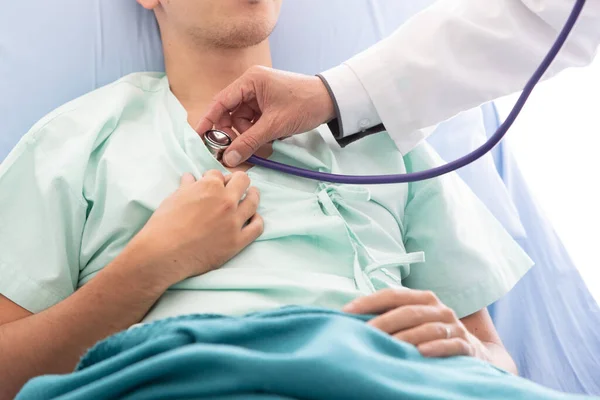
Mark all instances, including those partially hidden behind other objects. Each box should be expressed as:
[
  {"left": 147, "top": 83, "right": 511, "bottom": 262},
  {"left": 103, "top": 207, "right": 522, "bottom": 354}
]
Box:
[
  {"left": 0, "top": 296, "right": 30, "bottom": 325},
  {"left": 0, "top": 248, "right": 175, "bottom": 399},
  {"left": 0, "top": 171, "right": 263, "bottom": 399}
]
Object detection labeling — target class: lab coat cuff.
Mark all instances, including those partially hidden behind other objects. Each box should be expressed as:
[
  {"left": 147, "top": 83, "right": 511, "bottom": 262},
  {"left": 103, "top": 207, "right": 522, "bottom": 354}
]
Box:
[
  {"left": 316, "top": 75, "right": 384, "bottom": 148},
  {"left": 344, "top": 43, "right": 429, "bottom": 155},
  {"left": 319, "top": 64, "right": 383, "bottom": 139}
]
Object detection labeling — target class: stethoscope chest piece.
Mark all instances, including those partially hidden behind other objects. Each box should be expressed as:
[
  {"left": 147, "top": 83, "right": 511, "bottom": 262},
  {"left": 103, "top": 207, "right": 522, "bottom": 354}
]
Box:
[{"left": 203, "top": 129, "right": 233, "bottom": 161}]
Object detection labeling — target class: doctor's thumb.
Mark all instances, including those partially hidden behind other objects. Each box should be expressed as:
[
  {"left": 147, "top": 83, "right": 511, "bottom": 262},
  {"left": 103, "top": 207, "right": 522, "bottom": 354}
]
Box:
[{"left": 224, "top": 118, "right": 273, "bottom": 167}]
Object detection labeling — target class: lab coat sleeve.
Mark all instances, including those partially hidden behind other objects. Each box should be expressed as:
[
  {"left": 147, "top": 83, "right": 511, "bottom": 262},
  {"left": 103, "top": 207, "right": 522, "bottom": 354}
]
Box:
[{"left": 319, "top": 0, "right": 600, "bottom": 154}]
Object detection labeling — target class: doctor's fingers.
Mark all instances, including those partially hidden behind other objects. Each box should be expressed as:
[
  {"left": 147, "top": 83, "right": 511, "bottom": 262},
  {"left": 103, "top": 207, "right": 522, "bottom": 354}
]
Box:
[
  {"left": 224, "top": 117, "right": 277, "bottom": 167},
  {"left": 203, "top": 66, "right": 335, "bottom": 167},
  {"left": 368, "top": 305, "right": 456, "bottom": 334},
  {"left": 231, "top": 102, "right": 261, "bottom": 134},
  {"left": 195, "top": 71, "right": 260, "bottom": 136}
]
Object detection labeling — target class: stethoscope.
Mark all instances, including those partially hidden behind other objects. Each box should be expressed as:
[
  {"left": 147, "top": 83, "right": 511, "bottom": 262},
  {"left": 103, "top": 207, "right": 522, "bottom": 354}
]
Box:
[{"left": 203, "top": 0, "right": 586, "bottom": 185}]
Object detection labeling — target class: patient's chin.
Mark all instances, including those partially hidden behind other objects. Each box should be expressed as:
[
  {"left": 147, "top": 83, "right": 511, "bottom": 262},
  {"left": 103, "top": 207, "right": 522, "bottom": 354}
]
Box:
[{"left": 200, "top": 21, "right": 276, "bottom": 49}]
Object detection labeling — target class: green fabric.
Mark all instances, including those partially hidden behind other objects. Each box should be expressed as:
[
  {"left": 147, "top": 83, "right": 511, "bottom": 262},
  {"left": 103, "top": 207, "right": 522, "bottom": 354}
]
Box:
[
  {"left": 0, "top": 73, "right": 533, "bottom": 319},
  {"left": 17, "top": 308, "right": 594, "bottom": 400}
]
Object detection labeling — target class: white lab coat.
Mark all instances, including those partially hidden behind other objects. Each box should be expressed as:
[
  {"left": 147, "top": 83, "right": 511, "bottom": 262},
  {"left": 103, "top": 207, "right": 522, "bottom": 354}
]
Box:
[{"left": 320, "top": 0, "right": 600, "bottom": 154}]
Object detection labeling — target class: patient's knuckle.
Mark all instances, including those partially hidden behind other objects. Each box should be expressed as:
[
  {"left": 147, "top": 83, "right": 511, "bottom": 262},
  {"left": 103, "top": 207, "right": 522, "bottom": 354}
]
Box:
[
  {"left": 455, "top": 325, "right": 468, "bottom": 339},
  {"left": 404, "top": 306, "right": 423, "bottom": 321},
  {"left": 250, "top": 186, "right": 261, "bottom": 199},
  {"left": 203, "top": 169, "right": 222, "bottom": 178},
  {"left": 202, "top": 171, "right": 224, "bottom": 184},
  {"left": 440, "top": 307, "right": 456, "bottom": 321},
  {"left": 232, "top": 171, "right": 250, "bottom": 185},
  {"left": 454, "top": 339, "right": 472, "bottom": 356},
  {"left": 247, "top": 189, "right": 260, "bottom": 207},
  {"left": 202, "top": 178, "right": 222, "bottom": 192},
  {"left": 221, "top": 197, "right": 237, "bottom": 212},
  {"left": 423, "top": 290, "right": 439, "bottom": 304},
  {"left": 254, "top": 215, "right": 265, "bottom": 233},
  {"left": 434, "top": 323, "right": 447, "bottom": 338}
]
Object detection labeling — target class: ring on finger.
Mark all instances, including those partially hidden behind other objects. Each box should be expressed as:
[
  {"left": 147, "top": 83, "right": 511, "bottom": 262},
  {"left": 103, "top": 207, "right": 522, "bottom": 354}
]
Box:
[{"left": 444, "top": 325, "right": 452, "bottom": 340}]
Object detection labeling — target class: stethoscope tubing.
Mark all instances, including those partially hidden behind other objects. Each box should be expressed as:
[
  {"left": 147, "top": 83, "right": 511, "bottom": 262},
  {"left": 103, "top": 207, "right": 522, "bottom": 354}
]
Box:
[{"left": 240, "top": 0, "right": 586, "bottom": 184}]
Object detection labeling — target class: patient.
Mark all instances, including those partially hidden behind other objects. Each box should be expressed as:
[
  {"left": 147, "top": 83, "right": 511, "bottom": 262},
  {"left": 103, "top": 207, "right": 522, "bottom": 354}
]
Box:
[{"left": 0, "top": 0, "right": 533, "bottom": 397}]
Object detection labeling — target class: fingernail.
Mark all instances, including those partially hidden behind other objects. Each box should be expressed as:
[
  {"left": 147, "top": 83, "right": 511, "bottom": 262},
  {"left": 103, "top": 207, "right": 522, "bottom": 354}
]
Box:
[
  {"left": 342, "top": 302, "right": 358, "bottom": 313},
  {"left": 418, "top": 346, "right": 433, "bottom": 357},
  {"left": 224, "top": 151, "right": 241, "bottom": 167}
]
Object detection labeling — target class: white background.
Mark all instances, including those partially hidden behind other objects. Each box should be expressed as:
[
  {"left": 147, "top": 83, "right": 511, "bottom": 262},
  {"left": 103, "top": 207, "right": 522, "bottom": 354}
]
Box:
[{"left": 495, "top": 55, "right": 600, "bottom": 303}]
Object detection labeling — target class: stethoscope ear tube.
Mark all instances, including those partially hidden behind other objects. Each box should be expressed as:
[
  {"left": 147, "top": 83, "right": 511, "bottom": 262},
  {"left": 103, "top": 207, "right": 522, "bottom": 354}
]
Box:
[{"left": 207, "top": 0, "right": 586, "bottom": 184}]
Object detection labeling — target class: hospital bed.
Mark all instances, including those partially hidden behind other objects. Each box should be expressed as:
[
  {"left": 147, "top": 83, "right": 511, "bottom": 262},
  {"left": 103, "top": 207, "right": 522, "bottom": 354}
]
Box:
[{"left": 0, "top": 0, "right": 598, "bottom": 395}]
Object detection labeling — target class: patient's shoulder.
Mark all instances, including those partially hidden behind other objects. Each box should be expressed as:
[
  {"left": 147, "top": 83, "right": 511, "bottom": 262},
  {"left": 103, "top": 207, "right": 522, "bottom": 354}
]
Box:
[
  {"left": 28, "top": 72, "right": 168, "bottom": 138},
  {"left": 0, "top": 72, "right": 168, "bottom": 178}
]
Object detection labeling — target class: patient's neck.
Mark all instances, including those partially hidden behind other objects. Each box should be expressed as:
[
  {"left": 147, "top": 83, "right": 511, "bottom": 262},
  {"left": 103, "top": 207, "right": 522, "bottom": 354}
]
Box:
[{"left": 163, "top": 34, "right": 273, "bottom": 127}]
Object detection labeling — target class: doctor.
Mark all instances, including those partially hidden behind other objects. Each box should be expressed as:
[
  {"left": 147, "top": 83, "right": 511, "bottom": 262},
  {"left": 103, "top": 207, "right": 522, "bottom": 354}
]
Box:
[{"left": 197, "top": 0, "right": 600, "bottom": 168}]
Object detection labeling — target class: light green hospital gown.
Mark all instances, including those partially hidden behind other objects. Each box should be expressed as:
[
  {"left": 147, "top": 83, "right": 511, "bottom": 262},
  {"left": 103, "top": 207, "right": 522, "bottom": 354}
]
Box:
[{"left": 0, "top": 73, "right": 533, "bottom": 322}]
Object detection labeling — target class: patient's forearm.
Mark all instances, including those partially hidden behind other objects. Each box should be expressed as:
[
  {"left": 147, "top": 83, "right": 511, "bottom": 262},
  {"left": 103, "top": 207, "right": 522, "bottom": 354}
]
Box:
[
  {"left": 482, "top": 341, "right": 519, "bottom": 375},
  {"left": 0, "top": 246, "right": 175, "bottom": 400}
]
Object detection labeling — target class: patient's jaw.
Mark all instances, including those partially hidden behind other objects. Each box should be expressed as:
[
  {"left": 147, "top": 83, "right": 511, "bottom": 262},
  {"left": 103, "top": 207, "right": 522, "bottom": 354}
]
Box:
[
  {"left": 140, "top": 0, "right": 282, "bottom": 49},
  {"left": 136, "top": 0, "right": 279, "bottom": 173}
]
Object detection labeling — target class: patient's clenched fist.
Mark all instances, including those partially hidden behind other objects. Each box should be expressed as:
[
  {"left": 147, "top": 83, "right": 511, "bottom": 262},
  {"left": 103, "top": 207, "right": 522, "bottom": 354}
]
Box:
[{"left": 133, "top": 170, "right": 263, "bottom": 283}]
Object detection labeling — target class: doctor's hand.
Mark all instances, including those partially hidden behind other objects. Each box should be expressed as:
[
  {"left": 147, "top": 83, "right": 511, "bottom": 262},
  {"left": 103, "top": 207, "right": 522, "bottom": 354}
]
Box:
[
  {"left": 195, "top": 66, "right": 335, "bottom": 167},
  {"left": 131, "top": 170, "right": 263, "bottom": 284},
  {"left": 343, "top": 289, "right": 489, "bottom": 360}
]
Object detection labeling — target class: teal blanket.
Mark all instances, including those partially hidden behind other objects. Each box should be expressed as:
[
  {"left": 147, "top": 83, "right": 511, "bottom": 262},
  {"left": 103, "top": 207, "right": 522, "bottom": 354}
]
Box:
[{"left": 17, "top": 308, "right": 596, "bottom": 399}]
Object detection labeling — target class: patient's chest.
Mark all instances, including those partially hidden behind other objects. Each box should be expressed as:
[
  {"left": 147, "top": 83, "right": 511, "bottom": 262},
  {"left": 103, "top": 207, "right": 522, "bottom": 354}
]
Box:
[{"left": 77, "top": 103, "right": 412, "bottom": 296}]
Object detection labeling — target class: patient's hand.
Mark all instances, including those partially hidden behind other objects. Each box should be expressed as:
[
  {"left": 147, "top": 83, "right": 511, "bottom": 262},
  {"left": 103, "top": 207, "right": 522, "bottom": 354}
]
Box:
[
  {"left": 132, "top": 170, "right": 263, "bottom": 285},
  {"left": 343, "top": 289, "right": 490, "bottom": 361}
]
